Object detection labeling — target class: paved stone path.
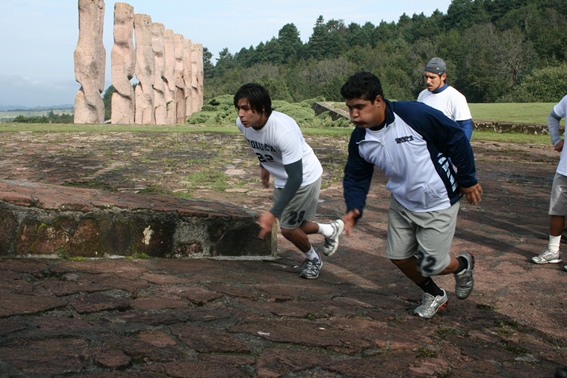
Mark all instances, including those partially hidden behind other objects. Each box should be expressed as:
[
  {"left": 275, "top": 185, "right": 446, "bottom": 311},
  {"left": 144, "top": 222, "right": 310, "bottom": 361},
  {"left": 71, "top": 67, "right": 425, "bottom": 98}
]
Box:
[{"left": 0, "top": 132, "right": 566, "bottom": 377}]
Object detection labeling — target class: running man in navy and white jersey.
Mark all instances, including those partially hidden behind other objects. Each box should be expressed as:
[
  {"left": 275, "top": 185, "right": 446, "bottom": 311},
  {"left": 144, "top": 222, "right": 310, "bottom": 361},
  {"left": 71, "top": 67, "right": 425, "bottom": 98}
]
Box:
[
  {"left": 340, "top": 72, "right": 483, "bottom": 318},
  {"left": 417, "top": 57, "right": 474, "bottom": 140},
  {"left": 234, "top": 83, "right": 344, "bottom": 279}
]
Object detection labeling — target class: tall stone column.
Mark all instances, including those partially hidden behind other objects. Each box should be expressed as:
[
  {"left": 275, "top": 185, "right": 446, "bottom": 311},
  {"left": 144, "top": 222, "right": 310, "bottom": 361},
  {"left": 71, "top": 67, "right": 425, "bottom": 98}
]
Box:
[
  {"left": 191, "top": 43, "right": 204, "bottom": 113},
  {"left": 163, "top": 29, "right": 177, "bottom": 125},
  {"left": 133, "top": 14, "right": 155, "bottom": 125},
  {"left": 74, "top": 0, "right": 106, "bottom": 124},
  {"left": 110, "top": 2, "right": 135, "bottom": 125},
  {"left": 152, "top": 22, "right": 167, "bottom": 125},
  {"left": 174, "top": 34, "right": 186, "bottom": 124},
  {"left": 183, "top": 39, "right": 193, "bottom": 117}
]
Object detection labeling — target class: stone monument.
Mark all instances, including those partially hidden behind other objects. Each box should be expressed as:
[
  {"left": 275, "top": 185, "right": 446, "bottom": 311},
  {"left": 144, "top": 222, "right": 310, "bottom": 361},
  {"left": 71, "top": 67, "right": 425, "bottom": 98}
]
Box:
[
  {"left": 152, "top": 22, "right": 167, "bottom": 125},
  {"left": 133, "top": 14, "right": 155, "bottom": 125},
  {"left": 110, "top": 2, "right": 135, "bottom": 125},
  {"left": 163, "top": 29, "right": 177, "bottom": 125},
  {"left": 75, "top": 1, "right": 204, "bottom": 125},
  {"left": 174, "top": 34, "right": 186, "bottom": 124},
  {"left": 74, "top": 0, "right": 106, "bottom": 124},
  {"left": 191, "top": 43, "right": 204, "bottom": 114}
]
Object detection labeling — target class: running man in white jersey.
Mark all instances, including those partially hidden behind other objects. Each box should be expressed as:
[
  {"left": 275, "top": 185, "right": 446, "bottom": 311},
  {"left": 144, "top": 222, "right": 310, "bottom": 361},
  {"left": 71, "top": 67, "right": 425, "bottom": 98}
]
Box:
[
  {"left": 531, "top": 94, "right": 567, "bottom": 272},
  {"left": 417, "top": 57, "right": 474, "bottom": 140},
  {"left": 234, "top": 83, "right": 344, "bottom": 279}
]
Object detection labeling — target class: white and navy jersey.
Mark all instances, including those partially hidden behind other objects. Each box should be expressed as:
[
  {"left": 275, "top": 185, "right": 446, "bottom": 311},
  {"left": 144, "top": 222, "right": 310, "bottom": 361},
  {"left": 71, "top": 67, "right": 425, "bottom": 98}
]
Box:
[
  {"left": 343, "top": 100, "right": 478, "bottom": 214},
  {"left": 552, "top": 95, "right": 567, "bottom": 176},
  {"left": 417, "top": 85, "right": 472, "bottom": 122},
  {"left": 237, "top": 110, "right": 322, "bottom": 188}
]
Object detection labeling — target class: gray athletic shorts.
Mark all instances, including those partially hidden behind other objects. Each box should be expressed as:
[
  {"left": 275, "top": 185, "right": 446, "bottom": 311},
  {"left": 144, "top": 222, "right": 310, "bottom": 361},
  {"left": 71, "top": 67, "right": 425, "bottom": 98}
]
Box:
[
  {"left": 274, "top": 176, "right": 321, "bottom": 229},
  {"left": 386, "top": 197, "right": 459, "bottom": 277},
  {"left": 549, "top": 172, "right": 567, "bottom": 215}
]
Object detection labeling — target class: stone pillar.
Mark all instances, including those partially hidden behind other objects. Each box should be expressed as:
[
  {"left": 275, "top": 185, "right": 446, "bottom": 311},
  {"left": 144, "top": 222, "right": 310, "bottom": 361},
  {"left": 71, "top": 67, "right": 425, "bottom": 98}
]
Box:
[
  {"left": 163, "top": 29, "right": 177, "bottom": 125},
  {"left": 191, "top": 43, "right": 204, "bottom": 113},
  {"left": 74, "top": 0, "right": 106, "bottom": 124},
  {"left": 133, "top": 14, "right": 155, "bottom": 125},
  {"left": 110, "top": 2, "right": 135, "bottom": 125},
  {"left": 183, "top": 39, "right": 193, "bottom": 118},
  {"left": 174, "top": 34, "right": 186, "bottom": 124},
  {"left": 152, "top": 23, "right": 167, "bottom": 125}
]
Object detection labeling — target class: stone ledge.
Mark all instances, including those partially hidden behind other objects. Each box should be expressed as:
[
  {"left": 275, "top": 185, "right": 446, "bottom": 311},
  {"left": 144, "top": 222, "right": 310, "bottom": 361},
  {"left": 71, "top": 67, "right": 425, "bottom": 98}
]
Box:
[{"left": 0, "top": 180, "right": 275, "bottom": 259}]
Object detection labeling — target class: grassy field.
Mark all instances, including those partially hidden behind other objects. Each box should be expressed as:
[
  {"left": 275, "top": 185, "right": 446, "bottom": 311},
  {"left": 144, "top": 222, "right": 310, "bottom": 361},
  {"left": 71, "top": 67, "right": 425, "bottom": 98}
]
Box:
[
  {"left": 0, "top": 102, "right": 560, "bottom": 146},
  {"left": 468, "top": 102, "right": 557, "bottom": 124}
]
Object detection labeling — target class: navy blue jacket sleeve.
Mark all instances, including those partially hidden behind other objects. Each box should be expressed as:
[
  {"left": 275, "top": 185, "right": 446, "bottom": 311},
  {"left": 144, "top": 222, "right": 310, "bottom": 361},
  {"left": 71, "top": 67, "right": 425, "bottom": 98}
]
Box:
[{"left": 343, "top": 126, "right": 375, "bottom": 217}]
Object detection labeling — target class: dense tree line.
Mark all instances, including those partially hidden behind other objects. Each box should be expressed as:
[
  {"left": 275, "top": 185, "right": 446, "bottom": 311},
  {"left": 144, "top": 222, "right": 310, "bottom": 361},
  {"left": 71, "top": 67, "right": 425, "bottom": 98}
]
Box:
[
  {"left": 203, "top": 0, "right": 567, "bottom": 104},
  {"left": 13, "top": 111, "right": 73, "bottom": 124}
]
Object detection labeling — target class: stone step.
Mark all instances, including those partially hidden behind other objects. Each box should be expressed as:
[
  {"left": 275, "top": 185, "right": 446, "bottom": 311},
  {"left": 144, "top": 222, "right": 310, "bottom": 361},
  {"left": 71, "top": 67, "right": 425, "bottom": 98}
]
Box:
[{"left": 0, "top": 180, "right": 275, "bottom": 259}]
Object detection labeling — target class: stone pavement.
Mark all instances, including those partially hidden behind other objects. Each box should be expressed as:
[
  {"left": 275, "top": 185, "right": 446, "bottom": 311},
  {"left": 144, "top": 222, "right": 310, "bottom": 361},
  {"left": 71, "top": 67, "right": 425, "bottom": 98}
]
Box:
[{"left": 0, "top": 134, "right": 567, "bottom": 377}]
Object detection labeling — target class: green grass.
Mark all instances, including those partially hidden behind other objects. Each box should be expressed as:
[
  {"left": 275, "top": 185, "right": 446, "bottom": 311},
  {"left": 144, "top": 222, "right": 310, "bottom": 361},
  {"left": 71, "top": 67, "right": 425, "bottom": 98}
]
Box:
[
  {"left": 0, "top": 101, "right": 560, "bottom": 145},
  {"left": 0, "top": 122, "right": 547, "bottom": 144},
  {"left": 469, "top": 102, "right": 557, "bottom": 124}
]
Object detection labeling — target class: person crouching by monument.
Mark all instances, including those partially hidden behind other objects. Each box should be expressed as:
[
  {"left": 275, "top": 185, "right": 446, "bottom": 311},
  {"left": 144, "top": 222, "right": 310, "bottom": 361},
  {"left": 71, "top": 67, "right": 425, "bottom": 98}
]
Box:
[{"left": 233, "top": 83, "right": 344, "bottom": 279}]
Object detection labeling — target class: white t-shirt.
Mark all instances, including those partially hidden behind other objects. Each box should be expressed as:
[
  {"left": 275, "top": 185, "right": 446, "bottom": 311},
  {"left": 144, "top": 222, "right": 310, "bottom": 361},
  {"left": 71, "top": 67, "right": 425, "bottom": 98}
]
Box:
[
  {"left": 237, "top": 110, "right": 322, "bottom": 188},
  {"left": 552, "top": 95, "right": 567, "bottom": 175},
  {"left": 417, "top": 85, "right": 472, "bottom": 122}
]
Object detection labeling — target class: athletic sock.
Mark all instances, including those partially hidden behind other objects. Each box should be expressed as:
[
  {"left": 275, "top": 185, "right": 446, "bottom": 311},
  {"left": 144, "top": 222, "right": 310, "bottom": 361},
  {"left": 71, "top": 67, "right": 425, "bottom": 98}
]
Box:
[
  {"left": 455, "top": 256, "right": 469, "bottom": 274},
  {"left": 549, "top": 235, "right": 561, "bottom": 253},
  {"left": 317, "top": 223, "right": 333, "bottom": 237},
  {"left": 305, "top": 247, "right": 320, "bottom": 261},
  {"left": 417, "top": 278, "right": 444, "bottom": 297}
]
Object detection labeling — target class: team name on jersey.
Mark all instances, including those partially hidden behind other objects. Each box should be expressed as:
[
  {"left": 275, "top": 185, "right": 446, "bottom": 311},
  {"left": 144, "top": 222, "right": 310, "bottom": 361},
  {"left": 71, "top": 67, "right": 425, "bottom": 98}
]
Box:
[
  {"left": 395, "top": 135, "right": 414, "bottom": 144},
  {"left": 246, "top": 139, "right": 277, "bottom": 152}
]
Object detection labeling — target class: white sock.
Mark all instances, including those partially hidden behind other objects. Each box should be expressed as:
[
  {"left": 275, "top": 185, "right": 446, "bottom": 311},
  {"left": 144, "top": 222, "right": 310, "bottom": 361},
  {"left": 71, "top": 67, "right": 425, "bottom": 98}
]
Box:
[
  {"left": 548, "top": 235, "right": 561, "bottom": 253},
  {"left": 305, "top": 247, "right": 320, "bottom": 261},
  {"left": 317, "top": 223, "right": 333, "bottom": 237}
]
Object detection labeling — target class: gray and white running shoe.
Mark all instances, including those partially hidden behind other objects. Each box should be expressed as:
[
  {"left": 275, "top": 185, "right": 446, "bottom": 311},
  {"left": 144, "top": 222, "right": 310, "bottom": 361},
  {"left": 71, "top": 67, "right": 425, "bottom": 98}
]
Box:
[
  {"left": 414, "top": 289, "right": 448, "bottom": 319},
  {"left": 322, "top": 219, "right": 344, "bottom": 256},
  {"left": 299, "top": 258, "right": 323, "bottom": 279},
  {"left": 531, "top": 249, "right": 561, "bottom": 264},
  {"left": 455, "top": 253, "right": 475, "bottom": 300}
]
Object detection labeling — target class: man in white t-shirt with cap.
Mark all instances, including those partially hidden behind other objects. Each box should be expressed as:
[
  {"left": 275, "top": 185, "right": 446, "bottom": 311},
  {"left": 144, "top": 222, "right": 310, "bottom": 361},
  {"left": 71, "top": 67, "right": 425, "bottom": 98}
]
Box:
[{"left": 417, "top": 57, "right": 474, "bottom": 140}]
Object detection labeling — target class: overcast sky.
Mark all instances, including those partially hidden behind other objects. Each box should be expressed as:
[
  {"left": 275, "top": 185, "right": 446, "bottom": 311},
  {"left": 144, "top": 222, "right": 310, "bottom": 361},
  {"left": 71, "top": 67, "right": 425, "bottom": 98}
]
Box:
[{"left": 0, "top": 0, "right": 452, "bottom": 108}]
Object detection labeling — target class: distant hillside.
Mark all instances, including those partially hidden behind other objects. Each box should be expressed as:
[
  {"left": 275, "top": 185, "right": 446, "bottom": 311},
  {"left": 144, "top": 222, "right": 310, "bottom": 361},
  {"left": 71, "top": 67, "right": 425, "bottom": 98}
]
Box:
[{"left": 0, "top": 105, "right": 73, "bottom": 112}]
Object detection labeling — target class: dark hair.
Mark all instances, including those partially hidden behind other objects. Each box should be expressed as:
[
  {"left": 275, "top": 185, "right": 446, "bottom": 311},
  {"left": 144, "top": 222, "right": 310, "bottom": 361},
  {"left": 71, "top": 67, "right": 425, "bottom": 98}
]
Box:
[
  {"left": 340, "top": 72, "right": 384, "bottom": 102},
  {"left": 234, "top": 83, "right": 272, "bottom": 117}
]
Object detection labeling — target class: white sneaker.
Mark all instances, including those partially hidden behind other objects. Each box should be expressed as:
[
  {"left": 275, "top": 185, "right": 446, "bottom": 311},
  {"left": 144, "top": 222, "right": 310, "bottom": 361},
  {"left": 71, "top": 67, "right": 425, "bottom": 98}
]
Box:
[
  {"left": 563, "top": 265, "right": 567, "bottom": 272},
  {"left": 414, "top": 289, "right": 448, "bottom": 319},
  {"left": 531, "top": 249, "right": 561, "bottom": 264},
  {"left": 322, "top": 219, "right": 344, "bottom": 256}
]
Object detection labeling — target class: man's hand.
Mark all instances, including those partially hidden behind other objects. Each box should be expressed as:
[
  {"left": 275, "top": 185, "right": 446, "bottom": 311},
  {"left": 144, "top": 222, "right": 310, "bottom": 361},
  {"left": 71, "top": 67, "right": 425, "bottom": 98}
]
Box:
[
  {"left": 256, "top": 210, "right": 276, "bottom": 239},
  {"left": 460, "top": 183, "right": 483, "bottom": 205},
  {"left": 555, "top": 139, "right": 564, "bottom": 153},
  {"left": 260, "top": 166, "right": 270, "bottom": 188},
  {"left": 342, "top": 209, "right": 361, "bottom": 236}
]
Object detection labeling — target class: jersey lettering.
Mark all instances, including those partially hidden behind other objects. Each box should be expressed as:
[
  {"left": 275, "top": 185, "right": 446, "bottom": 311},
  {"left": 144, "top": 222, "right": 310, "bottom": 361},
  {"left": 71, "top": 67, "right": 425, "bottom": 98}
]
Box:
[{"left": 247, "top": 139, "right": 277, "bottom": 152}]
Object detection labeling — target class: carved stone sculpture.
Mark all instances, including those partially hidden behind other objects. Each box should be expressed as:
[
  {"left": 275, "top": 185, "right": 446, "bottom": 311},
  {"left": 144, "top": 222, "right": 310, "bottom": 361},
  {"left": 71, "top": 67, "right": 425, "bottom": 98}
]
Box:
[
  {"left": 74, "top": 0, "right": 106, "bottom": 124},
  {"left": 163, "top": 29, "right": 177, "bottom": 125},
  {"left": 133, "top": 14, "right": 155, "bottom": 124},
  {"left": 174, "top": 34, "right": 186, "bottom": 124},
  {"left": 183, "top": 39, "right": 193, "bottom": 117},
  {"left": 191, "top": 43, "right": 204, "bottom": 113},
  {"left": 110, "top": 2, "right": 135, "bottom": 124},
  {"left": 152, "top": 22, "right": 167, "bottom": 125}
]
